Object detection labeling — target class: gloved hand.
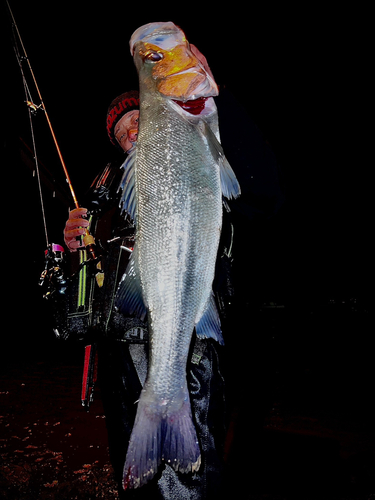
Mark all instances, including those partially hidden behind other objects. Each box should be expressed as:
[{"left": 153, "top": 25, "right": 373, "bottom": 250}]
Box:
[{"left": 64, "top": 208, "right": 90, "bottom": 252}]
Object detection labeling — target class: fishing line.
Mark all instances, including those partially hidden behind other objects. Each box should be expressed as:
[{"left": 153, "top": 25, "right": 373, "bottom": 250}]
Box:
[
  {"left": 6, "top": 0, "right": 104, "bottom": 287},
  {"left": 6, "top": 0, "right": 80, "bottom": 210},
  {"left": 10, "top": 20, "right": 50, "bottom": 246},
  {"left": 26, "top": 87, "right": 50, "bottom": 247}
]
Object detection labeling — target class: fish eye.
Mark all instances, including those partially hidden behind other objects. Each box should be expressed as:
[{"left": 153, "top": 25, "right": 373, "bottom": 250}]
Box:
[{"left": 144, "top": 51, "right": 164, "bottom": 62}]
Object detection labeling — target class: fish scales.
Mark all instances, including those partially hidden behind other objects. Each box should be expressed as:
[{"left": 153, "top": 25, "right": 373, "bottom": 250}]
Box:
[
  {"left": 118, "top": 21, "right": 240, "bottom": 490},
  {"left": 137, "top": 98, "right": 222, "bottom": 395}
]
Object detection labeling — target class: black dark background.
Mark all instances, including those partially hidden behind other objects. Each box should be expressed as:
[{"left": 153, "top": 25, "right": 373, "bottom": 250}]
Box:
[
  {"left": 1, "top": 2, "right": 373, "bottom": 498},
  {"left": 2, "top": 1, "right": 371, "bottom": 340}
]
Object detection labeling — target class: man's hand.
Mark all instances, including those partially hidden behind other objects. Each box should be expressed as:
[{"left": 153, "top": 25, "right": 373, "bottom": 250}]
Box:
[{"left": 64, "top": 208, "right": 90, "bottom": 252}]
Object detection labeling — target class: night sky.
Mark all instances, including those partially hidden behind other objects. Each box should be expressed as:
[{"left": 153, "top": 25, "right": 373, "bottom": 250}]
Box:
[{"left": 2, "top": 1, "right": 370, "bottom": 347}]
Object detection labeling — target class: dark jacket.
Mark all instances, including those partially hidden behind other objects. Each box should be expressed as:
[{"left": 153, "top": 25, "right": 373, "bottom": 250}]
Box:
[
  {"left": 49, "top": 158, "right": 231, "bottom": 499},
  {"left": 51, "top": 158, "right": 235, "bottom": 344}
]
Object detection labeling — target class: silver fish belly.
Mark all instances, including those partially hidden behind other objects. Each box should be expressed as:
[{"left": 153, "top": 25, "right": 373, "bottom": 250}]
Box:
[
  {"left": 122, "top": 97, "right": 222, "bottom": 488},
  {"left": 119, "top": 21, "right": 240, "bottom": 490},
  {"left": 137, "top": 99, "right": 222, "bottom": 393}
]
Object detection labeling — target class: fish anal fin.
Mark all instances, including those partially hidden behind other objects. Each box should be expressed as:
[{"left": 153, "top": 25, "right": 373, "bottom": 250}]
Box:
[{"left": 195, "top": 292, "right": 224, "bottom": 345}]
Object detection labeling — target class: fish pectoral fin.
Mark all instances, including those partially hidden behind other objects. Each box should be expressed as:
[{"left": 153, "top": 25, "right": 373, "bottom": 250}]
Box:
[
  {"left": 118, "top": 146, "right": 137, "bottom": 221},
  {"left": 219, "top": 151, "right": 241, "bottom": 200},
  {"left": 115, "top": 254, "right": 147, "bottom": 321},
  {"left": 195, "top": 292, "right": 224, "bottom": 345},
  {"left": 123, "top": 389, "right": 201, "bottom": 489},
  {"left": 201, "top": 121, "right": 241, "bottom": 200}
]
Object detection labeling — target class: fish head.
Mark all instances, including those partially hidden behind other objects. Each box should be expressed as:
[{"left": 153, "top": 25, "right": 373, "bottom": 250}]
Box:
[{"left": 130, "top": 22, "right": 218, "bottom": 102}]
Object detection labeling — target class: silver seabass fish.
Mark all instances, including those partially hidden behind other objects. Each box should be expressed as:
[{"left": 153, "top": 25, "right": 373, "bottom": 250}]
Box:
[{"left": 116, "top": 21, "right": 240, "bottom": 489}]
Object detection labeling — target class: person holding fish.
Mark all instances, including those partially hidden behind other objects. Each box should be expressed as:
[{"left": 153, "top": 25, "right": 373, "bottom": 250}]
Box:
[{"left": 59, "top": 22, "right": 240, "bottom": 499}]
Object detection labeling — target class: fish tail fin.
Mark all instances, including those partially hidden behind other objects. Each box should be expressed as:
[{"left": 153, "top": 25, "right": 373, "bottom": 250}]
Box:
[
  {"left": 123, "top": 388, "right": 201, "bottom": 489},
  {"left": 162, "top": 397, "right": 201, "bottom": 474}
]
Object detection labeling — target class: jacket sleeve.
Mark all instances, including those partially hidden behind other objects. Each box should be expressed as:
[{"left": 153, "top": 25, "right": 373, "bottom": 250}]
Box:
[
  {"left": 45, "top": 161, "right": 122, "bottom": 341},
  {"left": 44, "top": 241, "right": 98, "bottom": 341},
  {"left": 46, "top": 159, "right": 137, "bottom": 341}
]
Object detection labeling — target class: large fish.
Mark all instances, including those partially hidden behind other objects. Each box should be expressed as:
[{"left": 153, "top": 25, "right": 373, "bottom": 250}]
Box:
[{"left": 115, "top": 21, "right": 240, "bottom": 489}]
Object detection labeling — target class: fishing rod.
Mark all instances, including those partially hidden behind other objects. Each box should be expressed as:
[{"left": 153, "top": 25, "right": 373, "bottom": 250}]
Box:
[
  {"left": 6, "top": 0, "right": 79, "bottom": 209},
  {"left": 6, "top": 0, "right": 104, "bottom": 289}
]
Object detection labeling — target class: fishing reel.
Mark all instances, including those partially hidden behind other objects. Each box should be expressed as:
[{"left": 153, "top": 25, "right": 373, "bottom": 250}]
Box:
[{"left": 39, "top": 243, "right": 68, "bottom": 299}]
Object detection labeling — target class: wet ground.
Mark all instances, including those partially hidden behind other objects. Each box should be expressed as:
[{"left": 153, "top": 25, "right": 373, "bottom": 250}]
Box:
[
  {"left": 0, "top": 355, "right": 117, "bottom": 499},
  {"left": 1, "top": 299, "right": 374, "bottom": 499}
]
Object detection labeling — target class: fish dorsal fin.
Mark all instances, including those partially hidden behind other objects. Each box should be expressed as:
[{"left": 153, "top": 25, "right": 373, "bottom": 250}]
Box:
[
  {"left": 115, "top": 252, "right": 147, "bottom": 321},
  {"left": 195, "top": 292, "right": 224, "bottom": 345},
  {"left": 118, "top": 146, "right": 137, "bottom": 221},
  {"left": 200, "top": 121, "right": 241, "bottom": 200}
]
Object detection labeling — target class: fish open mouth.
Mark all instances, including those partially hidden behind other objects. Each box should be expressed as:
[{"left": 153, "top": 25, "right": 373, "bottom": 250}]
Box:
[{"left": 173, "top": 97, "right": 207, "bottom": 115}]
